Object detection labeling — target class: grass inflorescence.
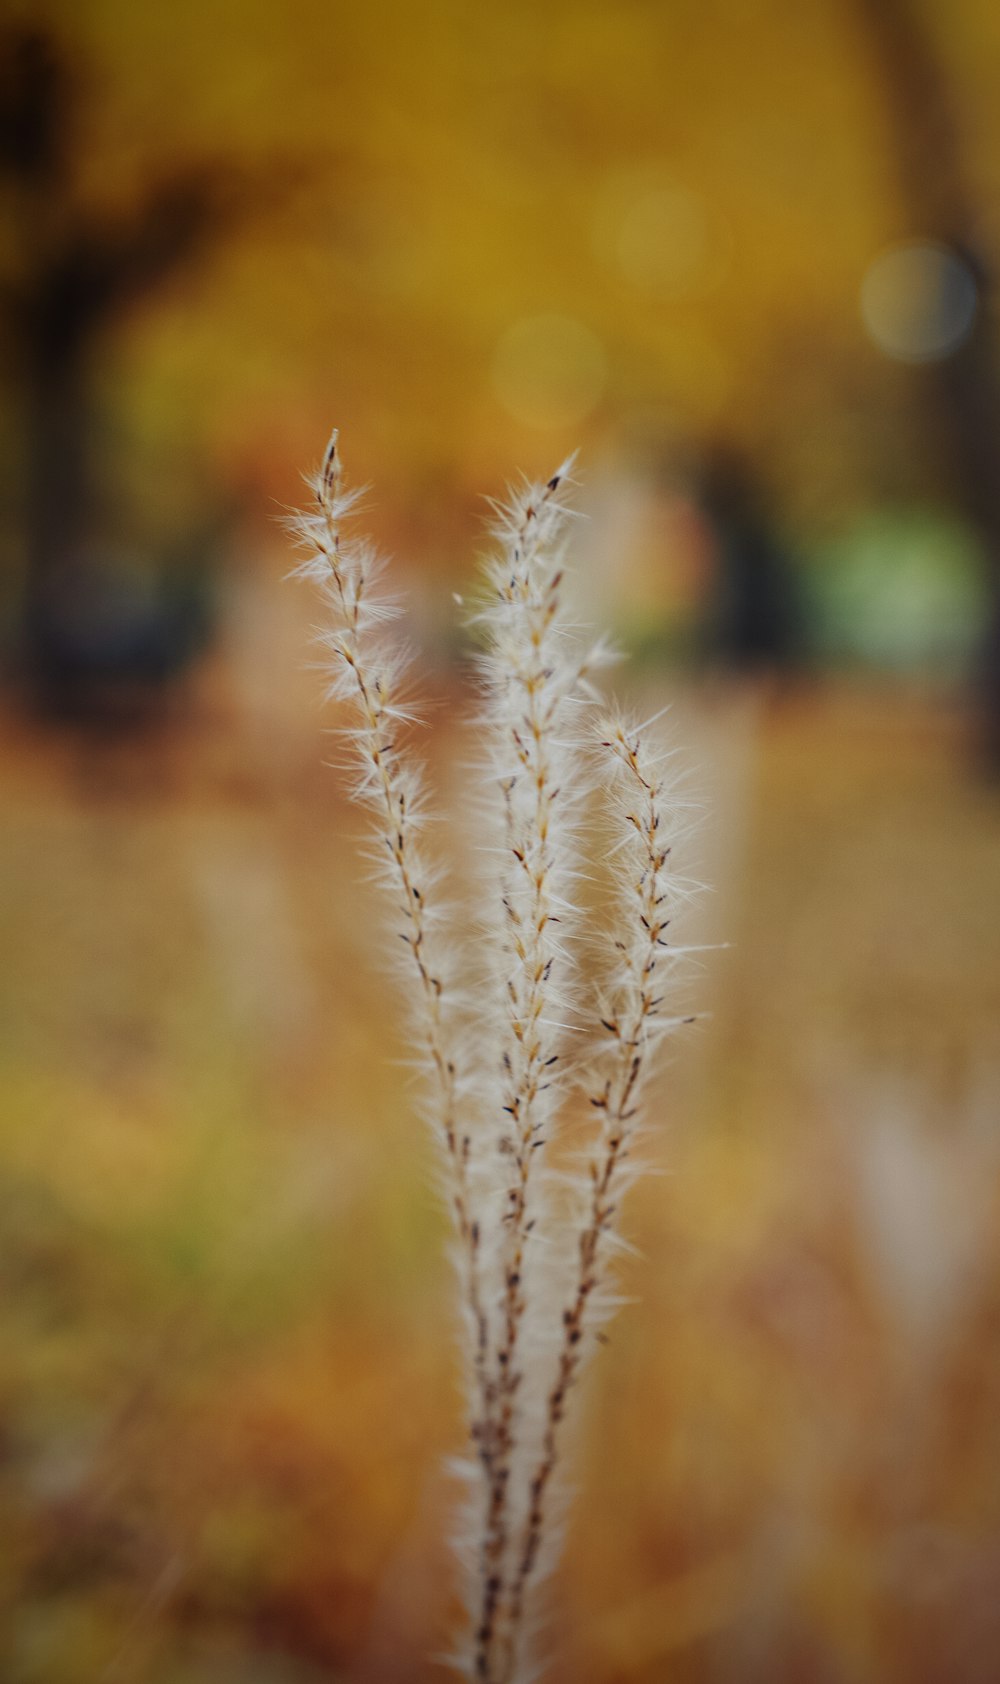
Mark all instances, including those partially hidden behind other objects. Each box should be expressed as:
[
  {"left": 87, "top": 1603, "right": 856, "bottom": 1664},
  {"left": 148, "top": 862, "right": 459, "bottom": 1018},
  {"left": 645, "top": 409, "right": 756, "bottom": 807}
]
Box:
[{"left": 289, "top": 431, "right": 700, "bottom": 1684}]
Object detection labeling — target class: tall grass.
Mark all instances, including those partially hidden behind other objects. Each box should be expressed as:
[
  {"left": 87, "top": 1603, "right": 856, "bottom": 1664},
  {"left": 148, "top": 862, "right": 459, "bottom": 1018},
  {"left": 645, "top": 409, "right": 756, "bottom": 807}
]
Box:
[{"left": 289, "top": 432, "right": 699, "bottom": 1682}]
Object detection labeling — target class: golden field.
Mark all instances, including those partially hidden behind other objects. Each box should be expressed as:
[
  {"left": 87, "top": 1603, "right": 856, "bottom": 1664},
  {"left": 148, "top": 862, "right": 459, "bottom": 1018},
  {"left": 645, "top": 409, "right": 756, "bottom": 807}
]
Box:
[{"left": 2, "top": 657, "right": 998, "bottom": 1684}]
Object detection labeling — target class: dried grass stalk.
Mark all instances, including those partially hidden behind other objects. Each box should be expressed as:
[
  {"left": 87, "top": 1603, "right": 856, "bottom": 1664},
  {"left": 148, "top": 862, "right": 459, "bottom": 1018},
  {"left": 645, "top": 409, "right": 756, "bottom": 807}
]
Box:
[{"left": 289, "top": 433, "right": 700, "bottom": 1684}]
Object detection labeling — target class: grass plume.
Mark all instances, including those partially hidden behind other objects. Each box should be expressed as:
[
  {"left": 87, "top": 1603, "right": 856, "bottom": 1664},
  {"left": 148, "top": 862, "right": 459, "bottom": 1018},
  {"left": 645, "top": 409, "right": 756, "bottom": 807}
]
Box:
[{"left": 289, "top": 432, "right": 700, "bottom": 1683}]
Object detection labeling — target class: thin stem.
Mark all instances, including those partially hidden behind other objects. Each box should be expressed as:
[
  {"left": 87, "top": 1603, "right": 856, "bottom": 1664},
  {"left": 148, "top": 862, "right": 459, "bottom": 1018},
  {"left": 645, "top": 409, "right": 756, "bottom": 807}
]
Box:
[
  {"left": 505, "top": 722, "right": 679, "bottom": 1642},
  {"left": 304, "top": 432, "right": 491, "bottom": 1439},
  {"left": 475, "top": 470, "right": 577, "bottom": 1683}
]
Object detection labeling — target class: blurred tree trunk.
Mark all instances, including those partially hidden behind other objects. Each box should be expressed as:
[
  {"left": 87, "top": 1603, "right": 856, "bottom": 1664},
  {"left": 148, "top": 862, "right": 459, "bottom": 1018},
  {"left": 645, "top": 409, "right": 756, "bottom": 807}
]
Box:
[
  {"left": 1, "top": 27, "right": 237, "bottom": 719},
  {"left": 850, "top": 0, "right": 1000, "bottom": 767}
]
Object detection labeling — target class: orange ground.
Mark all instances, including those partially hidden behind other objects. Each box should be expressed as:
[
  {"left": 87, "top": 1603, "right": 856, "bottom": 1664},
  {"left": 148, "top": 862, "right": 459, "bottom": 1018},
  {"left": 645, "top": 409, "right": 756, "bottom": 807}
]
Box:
[{"left": 2, "top": 675, "right": 998, "bottom": 1684}]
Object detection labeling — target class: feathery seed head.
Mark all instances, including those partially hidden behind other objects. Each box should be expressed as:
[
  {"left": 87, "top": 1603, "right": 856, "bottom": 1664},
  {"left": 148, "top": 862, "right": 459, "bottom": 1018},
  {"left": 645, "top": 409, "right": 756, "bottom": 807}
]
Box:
[{"left": 289, "top": 434, "right": 703, "bottom": 1684}]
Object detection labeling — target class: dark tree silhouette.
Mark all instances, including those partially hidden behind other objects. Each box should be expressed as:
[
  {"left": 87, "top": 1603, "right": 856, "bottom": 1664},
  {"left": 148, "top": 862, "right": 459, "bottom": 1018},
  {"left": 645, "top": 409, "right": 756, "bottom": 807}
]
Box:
[
  {"left": 850, "top": 0, "right": 1000, "bottom": 767},
  {"left": 0, "top": 26, "right": 242, "bottom": 721},
  {"left": 697, "top": 442, "right": 802, "bottom": 674}
]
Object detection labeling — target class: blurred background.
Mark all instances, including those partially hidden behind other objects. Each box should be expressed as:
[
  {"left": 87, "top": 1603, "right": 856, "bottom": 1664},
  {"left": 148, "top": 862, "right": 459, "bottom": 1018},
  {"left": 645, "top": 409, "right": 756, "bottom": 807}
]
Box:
[{"left": 2, "top": 0, "right": 1000, "bottom": 1679}]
